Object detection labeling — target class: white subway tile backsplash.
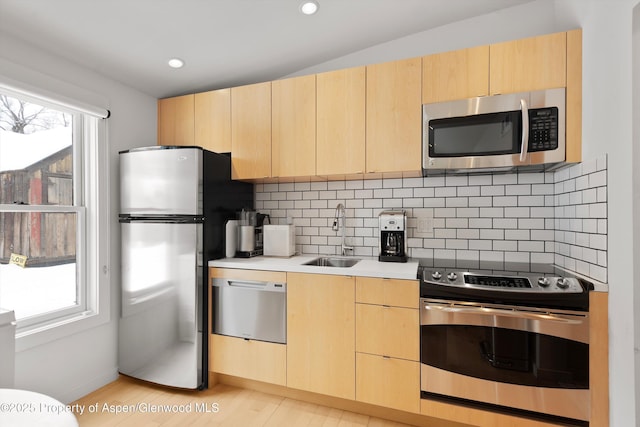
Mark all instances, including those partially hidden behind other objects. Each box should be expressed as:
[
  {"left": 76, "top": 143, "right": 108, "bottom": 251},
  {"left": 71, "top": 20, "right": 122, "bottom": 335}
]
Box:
[
  {"left": 505, "top": 229, "right": 530, "bottom": 240},
  {"left": 435, "top": 187, "right": 457, "bottom": 197},
  {"left": 255, "top": 155, "right": 607, "bottom": 283},
  {"left": 493, "top": 174, "right": 518, "bottom": 185},
  {"left": 468, "top": 175, "right": 493, "bottom": 186},
  {"left": 481, "top": 185, "right": 505, "bottom": 196},
  {"left": 506, "top": 184, "right": 531, "bottom": 195}
]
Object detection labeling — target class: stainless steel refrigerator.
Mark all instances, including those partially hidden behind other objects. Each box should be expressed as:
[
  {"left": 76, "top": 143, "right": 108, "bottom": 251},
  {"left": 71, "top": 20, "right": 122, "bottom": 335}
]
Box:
[{"left": 118, "top": 146, "right": 252, "bottom": 389}]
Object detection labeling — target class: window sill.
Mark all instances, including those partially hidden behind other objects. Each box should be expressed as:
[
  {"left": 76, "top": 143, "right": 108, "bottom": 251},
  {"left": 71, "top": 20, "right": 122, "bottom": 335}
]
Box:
[{"left": 15, "top": 309, "right": 110, "bottom": 352}]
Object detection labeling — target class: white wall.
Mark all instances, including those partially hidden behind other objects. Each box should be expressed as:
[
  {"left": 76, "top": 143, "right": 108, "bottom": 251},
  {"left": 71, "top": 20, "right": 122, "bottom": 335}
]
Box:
[
  {"left": 633, "top": 2, "right": 640, "bottom": 419},
  {"left": 285, "top": 0, "right": 638, "bottom": 424},
  {"left": 0, "top": 32, "right": 157, "bottom": 403}
]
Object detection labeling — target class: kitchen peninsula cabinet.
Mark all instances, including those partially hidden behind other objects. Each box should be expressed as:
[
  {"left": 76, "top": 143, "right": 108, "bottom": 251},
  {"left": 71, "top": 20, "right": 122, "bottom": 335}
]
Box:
[
  {"left": 286, "top": 272, "right": 355, "bottom": 399},
  {"left": 316, "top": 67, "right": 366, "bottom": 177},
  {"left": 231, "top": 81, "right": 272, "bottom": 180},
  {"left": 355, "top": 277, "right": 420, "bottom": 413},
  {"left": 366, "top": 57, "right": 422, "bottom": 175},
  {"left": 157, "top": 94, "right": 194, "bottom": 146},
  {"left": 272, "top": 75, "right": 316, "bottom": 178}
]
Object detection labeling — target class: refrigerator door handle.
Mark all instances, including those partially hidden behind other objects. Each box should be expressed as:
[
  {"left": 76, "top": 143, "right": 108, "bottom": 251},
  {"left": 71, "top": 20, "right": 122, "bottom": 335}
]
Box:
[{"left": 119, "top": 215, "right": 205, "bottom": 224}]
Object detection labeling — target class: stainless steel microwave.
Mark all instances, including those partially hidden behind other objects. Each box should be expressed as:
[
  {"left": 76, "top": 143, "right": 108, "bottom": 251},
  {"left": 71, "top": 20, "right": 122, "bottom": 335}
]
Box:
[{"left": 422, "top": 88, "right": 565, "bottom": 174}]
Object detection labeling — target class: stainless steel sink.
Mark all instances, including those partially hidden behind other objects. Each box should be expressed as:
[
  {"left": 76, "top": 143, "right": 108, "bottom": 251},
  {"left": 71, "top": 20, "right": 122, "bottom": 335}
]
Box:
[{"left": 303, "top": 257, "right": 361, "bottom": 268}]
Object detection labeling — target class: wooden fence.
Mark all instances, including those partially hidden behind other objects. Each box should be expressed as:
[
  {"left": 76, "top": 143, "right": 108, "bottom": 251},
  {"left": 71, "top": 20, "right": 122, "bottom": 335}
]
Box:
[{"left": 0, "top": 146, "right": 75, "bottom": 266}]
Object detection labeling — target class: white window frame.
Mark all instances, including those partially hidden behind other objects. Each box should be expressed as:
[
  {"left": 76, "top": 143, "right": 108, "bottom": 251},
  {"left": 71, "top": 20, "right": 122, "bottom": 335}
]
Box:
[{"left": 0, "top": 88, "right": 110, "bottom": 351}]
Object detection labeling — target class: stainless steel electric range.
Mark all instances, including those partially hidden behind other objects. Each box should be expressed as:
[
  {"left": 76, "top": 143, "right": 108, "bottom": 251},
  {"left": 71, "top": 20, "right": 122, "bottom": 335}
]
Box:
[{"left": 418, "top": 260, "right": 592, "bottom": 425}]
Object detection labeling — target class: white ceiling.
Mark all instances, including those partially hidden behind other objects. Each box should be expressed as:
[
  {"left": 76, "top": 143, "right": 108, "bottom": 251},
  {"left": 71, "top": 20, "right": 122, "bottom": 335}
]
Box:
[{"left": 0, "top": 0, "right": 530, "bottom": 99}]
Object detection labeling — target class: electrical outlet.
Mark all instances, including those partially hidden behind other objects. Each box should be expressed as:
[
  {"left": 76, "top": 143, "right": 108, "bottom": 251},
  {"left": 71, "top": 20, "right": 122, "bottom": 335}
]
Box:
[{"left": 417, "top": 218, "right": 433, "bottom": 234}]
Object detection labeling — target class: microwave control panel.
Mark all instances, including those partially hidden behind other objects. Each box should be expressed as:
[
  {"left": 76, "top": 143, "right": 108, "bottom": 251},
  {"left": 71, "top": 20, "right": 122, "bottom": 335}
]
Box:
[{"left": 528, "top": 107, "right": 558, "bottom": 152}]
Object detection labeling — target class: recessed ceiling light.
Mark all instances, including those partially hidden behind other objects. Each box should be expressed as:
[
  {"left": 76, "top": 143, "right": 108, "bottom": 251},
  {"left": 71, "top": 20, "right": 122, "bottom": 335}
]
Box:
[
  {"left": 168, "top": 58, "right": 185, "bottom": 69},
  {"left": 300, "top": 1, "right": 319, "bottom": 15}
]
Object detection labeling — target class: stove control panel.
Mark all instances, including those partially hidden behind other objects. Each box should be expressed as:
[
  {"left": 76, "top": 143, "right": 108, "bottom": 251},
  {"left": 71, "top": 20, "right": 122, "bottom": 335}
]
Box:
[{"left": 422, "top": 270, "right": 584, "bottom": 294}]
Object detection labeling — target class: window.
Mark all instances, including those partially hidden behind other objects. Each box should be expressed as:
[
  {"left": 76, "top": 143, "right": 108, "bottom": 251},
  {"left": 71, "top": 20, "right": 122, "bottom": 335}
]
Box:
[{"left": 0, "top": 90, "right": 107, "bottom": 337}]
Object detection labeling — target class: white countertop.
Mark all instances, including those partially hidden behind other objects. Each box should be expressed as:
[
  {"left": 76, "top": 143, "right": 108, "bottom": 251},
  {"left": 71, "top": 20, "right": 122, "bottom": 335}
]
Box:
[{"left": 209, "top": 255, "right": 419, "bottom": 280}]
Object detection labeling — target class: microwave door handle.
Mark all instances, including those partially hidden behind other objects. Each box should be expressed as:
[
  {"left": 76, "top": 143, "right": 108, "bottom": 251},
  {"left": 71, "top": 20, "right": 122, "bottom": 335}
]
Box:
[{"left": 519, "top": 98, "right": 529, "bottom": 162}]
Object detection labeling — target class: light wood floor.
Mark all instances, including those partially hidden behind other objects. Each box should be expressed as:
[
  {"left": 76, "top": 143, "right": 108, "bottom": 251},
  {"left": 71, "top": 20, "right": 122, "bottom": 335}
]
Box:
[{"left": 72, "top": 376, "right": 415, "bottom": 427}]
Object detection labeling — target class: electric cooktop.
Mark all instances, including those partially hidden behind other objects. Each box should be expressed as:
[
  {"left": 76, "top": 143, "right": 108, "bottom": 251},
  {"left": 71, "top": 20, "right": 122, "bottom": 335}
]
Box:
[{"left": 417, "top": 259, "right": 593, "bottom": 311}]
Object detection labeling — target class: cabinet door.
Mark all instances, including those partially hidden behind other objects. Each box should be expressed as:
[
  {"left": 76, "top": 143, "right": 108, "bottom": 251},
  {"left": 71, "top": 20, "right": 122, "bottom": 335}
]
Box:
[
  {"left": 366, "top": 57, "right": 422, "bottom": 174},
  {"left": 287, "top": 273, "right": 355, "bottom": 399},
  {"left": 272, "top": 75, "right": 316, "bottom": 178},
  {"left": 422, "top": 46, "right": 489, "bottom": 104},
  {"left": 157, "top": 94, "right": 194, "bottom": 146},
  {"left": 316, "top": 67, "right": 366, "bottom": 176},
  {"left": 356, "top": 304, "right": 419, "bottom": 361},
  {"left": 490, "top": 32, "right": 567, "bottom": 95},
  {"left": 356, "top": 353, "right": 420, "bottom": 413},
  {"left": 195, "top": 89, "right": 231, "bottom": 153},
  {"left": 231, "top": 82, "right": 272, "bottom": 180},
  {"left": 210, "top": 334, "right": 286, "bottom": 385}
]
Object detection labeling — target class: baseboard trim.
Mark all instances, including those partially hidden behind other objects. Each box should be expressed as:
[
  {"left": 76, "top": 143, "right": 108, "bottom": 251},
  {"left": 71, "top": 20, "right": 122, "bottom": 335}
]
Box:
[{"left": 64, "top": 368, "right": 119, "bottom": 404}]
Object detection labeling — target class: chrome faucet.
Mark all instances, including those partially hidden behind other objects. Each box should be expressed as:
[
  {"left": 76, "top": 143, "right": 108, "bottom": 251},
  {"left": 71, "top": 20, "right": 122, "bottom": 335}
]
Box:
[{"left": 332, "top": 203, "right": 353, "bottom": 256}]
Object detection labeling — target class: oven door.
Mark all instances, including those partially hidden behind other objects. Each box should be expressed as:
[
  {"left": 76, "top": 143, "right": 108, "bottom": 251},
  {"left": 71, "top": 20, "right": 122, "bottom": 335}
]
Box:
[{"left": 420, "top": 298, "right": 590, "bottom": 422}]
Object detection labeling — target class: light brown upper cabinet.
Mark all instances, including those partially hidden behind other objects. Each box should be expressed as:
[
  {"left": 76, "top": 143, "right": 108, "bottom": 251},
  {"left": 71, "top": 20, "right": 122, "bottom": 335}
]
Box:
[
  {"left": 231, "top": 81, "right": 272, "bottom": 180},
  {"left": 366, "top": 57, "right": 422, "bottom": 175},
  {"left": 157, "top": 94, "right": 194, "bottom": 146},
  {"left": 490, "top": 31, "right": 567, "bottom": 95},
  {"left": 272, "top": 75, "right": 316, "bottom": 178},
  {"left": 316, "top": 66, "right": 366, "bottom": 176},
  {"left": 422, "top": 46, "right": 490, "bottom": 104},
  {"left": 194, "top": 88, "right": 231, "bottom": 153}
]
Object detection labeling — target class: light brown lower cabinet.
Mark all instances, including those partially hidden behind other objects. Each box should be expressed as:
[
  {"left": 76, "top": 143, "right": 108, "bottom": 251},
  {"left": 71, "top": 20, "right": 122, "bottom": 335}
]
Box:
[
  {"left": 286, "top": 273, "right": 355, "bottom": 400},
  {"left": 356, "top": 352, "right": 420, "bottom": 413},
  {"left": 355, "top": 303, "right": 419, "bottom": 361},
  {"left": 210, "top": 334, "right": 286, "bottom": 386}
]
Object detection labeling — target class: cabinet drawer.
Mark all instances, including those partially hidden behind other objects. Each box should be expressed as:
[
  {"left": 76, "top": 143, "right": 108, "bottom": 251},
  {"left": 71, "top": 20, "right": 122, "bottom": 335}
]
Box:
[
  {"left": 356, "top": 352, "right": 420, "bottom": 413},
  {"left": 355, "top": 303, "right": 419, "bottom": 361},
  {"left": 355, "top": 277, "right": 418, "bottom": 308},
  {"left": 210, "top": 334, "right": 286, "bottom": 386}
]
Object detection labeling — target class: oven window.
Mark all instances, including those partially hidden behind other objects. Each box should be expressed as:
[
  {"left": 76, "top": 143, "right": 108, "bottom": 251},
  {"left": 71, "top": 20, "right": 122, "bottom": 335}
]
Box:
[
  {"left": 428, "top": 111, "right": 521, "bottom": 157},
  {"left": 421, "top": 325, "right": 588, "bottom": 389}
]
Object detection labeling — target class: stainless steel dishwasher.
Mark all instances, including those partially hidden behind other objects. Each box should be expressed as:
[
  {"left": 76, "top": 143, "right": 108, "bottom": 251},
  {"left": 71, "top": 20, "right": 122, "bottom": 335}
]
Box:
[{"left": 211, "top": 277, "right": 286, "bottom": 344}]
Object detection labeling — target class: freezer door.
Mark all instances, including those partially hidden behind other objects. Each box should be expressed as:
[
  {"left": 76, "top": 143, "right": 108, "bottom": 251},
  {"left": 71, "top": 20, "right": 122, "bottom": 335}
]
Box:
[
  {"left": 118, "top": 221, "right": 204, "bottom": 389},
  {"left": 120, "top": 147, "right": 203, "bottom": 215}
]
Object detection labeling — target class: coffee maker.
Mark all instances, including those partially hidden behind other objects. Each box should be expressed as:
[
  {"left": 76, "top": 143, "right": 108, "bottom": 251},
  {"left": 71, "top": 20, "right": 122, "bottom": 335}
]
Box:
[
  {"left": 235, "top": 209, "right": 270, "bottom": 258},
  {"left": 378, "top": 210, "right": 408, "bottom": 263}
]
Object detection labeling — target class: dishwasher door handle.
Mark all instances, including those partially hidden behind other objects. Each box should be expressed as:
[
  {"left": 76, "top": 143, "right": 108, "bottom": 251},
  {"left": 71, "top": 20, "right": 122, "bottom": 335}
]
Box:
[{"left": 212, "top": 278, "right": 286, "bottom": 292}]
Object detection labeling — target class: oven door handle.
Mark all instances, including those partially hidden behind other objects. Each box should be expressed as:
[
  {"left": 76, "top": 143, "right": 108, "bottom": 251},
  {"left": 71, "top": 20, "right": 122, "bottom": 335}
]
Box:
[{"left": 423, "top": 304, "right": 584, "bottom": 325}]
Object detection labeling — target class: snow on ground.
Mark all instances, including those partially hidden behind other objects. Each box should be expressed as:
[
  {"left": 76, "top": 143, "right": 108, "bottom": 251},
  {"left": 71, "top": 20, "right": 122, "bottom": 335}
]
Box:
[
  {"left": 0, "top": 262, "right": 76, "bottom": 320},
  {"left": 0, "top": 127, "right": 71, "bottom": 172}
]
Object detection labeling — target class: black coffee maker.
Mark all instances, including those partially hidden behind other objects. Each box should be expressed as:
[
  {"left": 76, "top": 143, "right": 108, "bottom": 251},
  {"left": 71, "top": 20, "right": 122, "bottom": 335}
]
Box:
[{"left": 378, "top": 210, "right": 408, "bottom": 263}]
